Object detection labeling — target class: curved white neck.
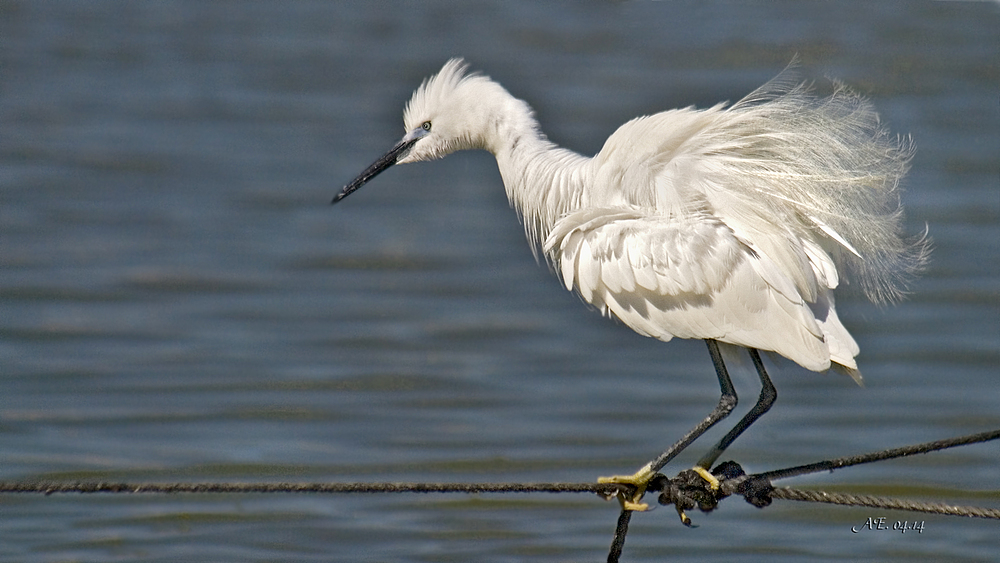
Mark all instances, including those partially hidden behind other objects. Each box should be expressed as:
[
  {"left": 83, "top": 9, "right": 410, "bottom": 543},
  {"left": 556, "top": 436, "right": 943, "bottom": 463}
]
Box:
[{"left": 493, "top": 127, "right": 592, "bottom": 256}]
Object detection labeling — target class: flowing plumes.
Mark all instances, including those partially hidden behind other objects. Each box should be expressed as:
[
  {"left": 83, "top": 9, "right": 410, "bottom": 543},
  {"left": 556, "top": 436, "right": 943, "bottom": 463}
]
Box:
[{"left": 698, "top": 73, "right": 930, "bottom": 303}]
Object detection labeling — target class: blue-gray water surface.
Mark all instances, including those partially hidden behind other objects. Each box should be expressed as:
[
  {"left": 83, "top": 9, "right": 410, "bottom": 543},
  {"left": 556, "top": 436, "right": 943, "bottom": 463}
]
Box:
[{"left": 2, "top": 1, "right": 998, "bottom": 561}]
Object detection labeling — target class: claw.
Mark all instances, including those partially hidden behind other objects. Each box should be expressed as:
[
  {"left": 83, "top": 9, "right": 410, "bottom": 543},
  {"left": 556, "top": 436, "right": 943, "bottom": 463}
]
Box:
[
  {"left": 598, "top": 462, "right": 655, "bottom": 511},
  {"left": 691, "top": 466, "right": 720, "bottom": 490},
  {"left": 677, "top": 507, "right": 694, "bottom": 527},
  {"left": 621, "top": 499, "right": 650, "bottom": 511}
]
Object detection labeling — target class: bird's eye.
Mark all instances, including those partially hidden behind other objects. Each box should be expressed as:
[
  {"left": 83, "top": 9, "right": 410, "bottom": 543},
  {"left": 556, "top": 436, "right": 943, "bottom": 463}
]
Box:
[{"left": 421, "top": 121, "right": 432, "bottom": 131}]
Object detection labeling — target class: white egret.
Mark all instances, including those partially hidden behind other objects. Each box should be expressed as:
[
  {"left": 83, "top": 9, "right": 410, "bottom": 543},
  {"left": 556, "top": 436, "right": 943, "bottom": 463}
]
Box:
[{"left": 333, "top": 59, "right": 928, "bottom": 512}]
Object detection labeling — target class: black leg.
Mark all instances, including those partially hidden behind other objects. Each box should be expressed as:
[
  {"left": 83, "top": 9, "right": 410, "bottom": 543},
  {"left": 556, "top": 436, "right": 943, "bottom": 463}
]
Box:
[
  {"left": 645, "top": 339, "right": 740, "bottom": 474},
  {"left": 598, "top": 340, "right": 742, "bottom": 511},
  {"left": 696, "top": 347, "right": 776, "bottom": 470}
]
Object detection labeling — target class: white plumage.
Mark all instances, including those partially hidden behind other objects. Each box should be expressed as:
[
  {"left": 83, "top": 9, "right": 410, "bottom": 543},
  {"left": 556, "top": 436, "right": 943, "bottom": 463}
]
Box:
[
  {"left": 343, "top": 58, "right": 926, "bottom": 381},
  {"left": 333, "top": 59, "right": 929, "bottom": 504}
]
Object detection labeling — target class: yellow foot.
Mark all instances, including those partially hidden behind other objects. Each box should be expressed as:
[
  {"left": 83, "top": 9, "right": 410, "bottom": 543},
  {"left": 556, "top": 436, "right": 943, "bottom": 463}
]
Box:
[
  {"left": 598, "top": 462, "right": 655, "bottom": 511},
  {"left": 691, "top": 465, "right": 720, "bottom": 490}
]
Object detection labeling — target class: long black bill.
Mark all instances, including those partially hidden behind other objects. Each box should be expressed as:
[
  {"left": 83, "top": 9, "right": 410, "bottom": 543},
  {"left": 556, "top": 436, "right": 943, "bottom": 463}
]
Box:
[{"left": 332, "top": 136, "right": 420, "bottom": 204}]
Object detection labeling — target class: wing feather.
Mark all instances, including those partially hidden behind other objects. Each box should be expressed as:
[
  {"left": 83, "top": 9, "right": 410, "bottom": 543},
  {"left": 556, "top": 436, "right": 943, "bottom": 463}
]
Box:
[{"left": 545, "top": 207, "right": 854, "bottom": 371}]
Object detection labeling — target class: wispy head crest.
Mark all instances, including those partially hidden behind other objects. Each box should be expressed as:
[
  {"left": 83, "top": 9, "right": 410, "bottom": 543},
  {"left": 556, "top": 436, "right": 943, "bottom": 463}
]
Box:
[{"left": 404, "top": 58, "right": 479, "bottom": 130}]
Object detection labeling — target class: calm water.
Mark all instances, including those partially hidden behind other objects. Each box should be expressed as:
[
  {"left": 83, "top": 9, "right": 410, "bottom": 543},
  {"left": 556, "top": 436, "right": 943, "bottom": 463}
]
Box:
[{"left": 2, "top": 1, "right": 998, "bottom": 561}]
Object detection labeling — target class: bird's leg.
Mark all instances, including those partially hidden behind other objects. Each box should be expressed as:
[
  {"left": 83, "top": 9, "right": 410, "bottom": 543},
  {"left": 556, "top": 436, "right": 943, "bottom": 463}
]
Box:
[
  {"left": 598, "top": 339, "right": 738, "bottom": 511},
  {"left": 695, "top": 348, "right": 776, "bottom": 473}
]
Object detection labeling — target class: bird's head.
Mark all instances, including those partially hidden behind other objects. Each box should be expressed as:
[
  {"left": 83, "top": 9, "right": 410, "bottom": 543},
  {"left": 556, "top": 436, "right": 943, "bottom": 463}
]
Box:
[{"left": 333, "top": 58, "right": 520, "bottom": 204}]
